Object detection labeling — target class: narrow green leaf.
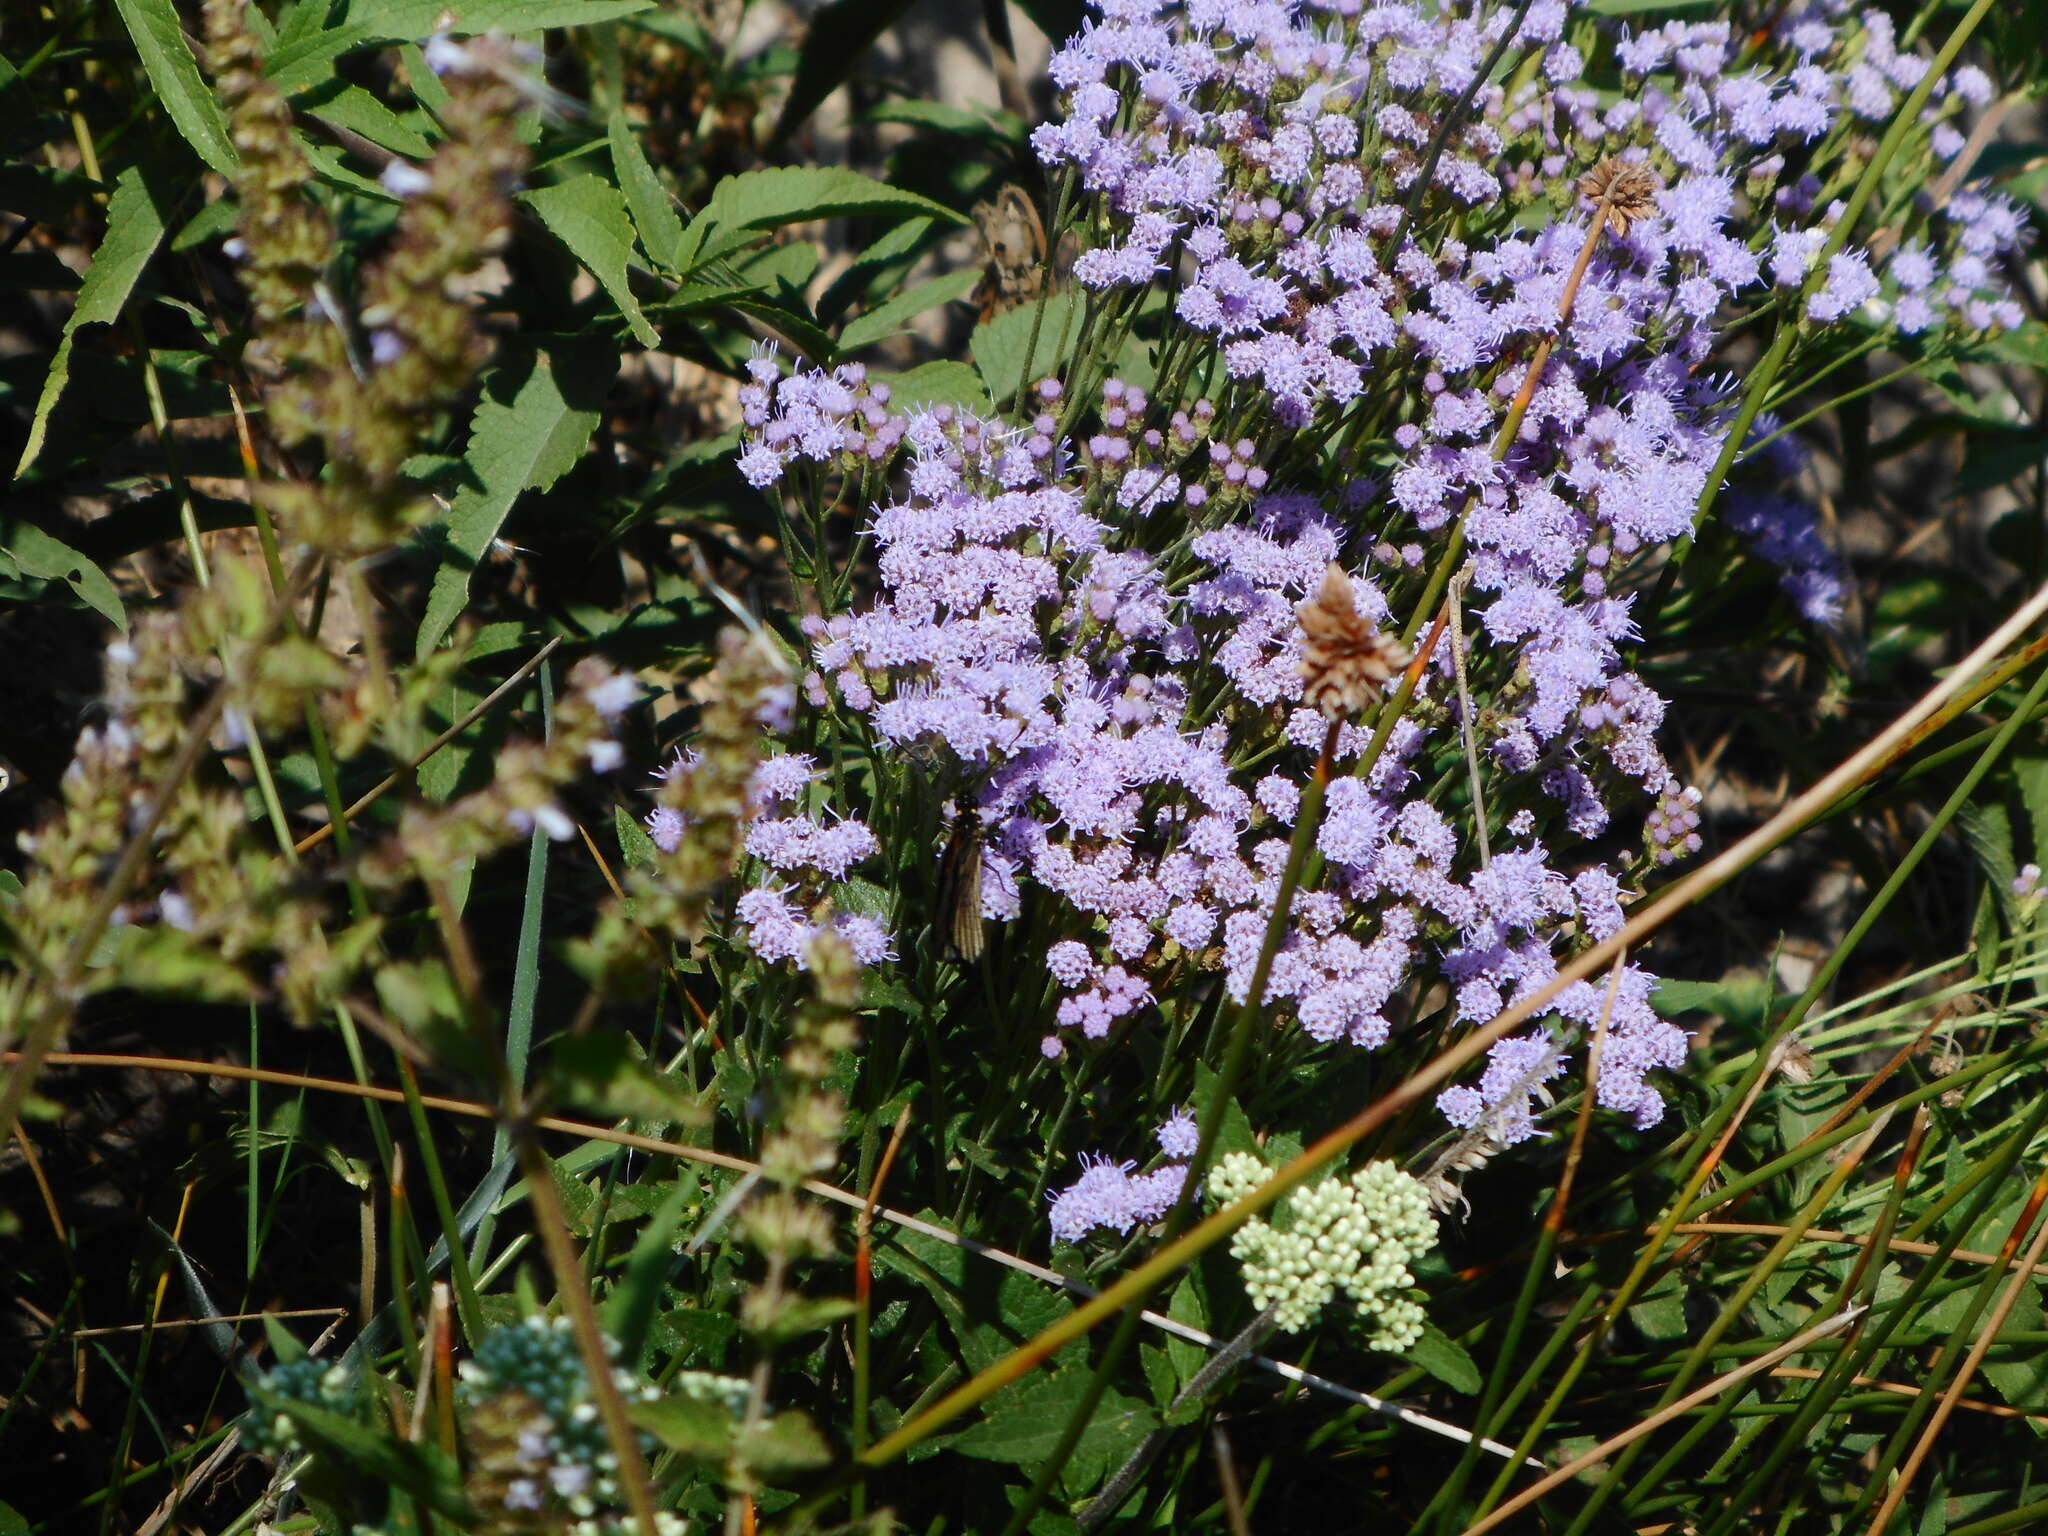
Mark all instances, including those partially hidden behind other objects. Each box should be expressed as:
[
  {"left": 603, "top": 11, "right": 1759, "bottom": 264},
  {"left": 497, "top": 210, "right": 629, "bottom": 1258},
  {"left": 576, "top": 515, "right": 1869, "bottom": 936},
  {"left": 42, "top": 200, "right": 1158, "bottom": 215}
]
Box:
[
  {"left": 862, "top": 97, "right": 1026, "bottom": 146},
  {"left": 817, "top": 216, "right": 936, "bottom": 323},
  {"left": 676, "top": 166, "right": 965, "bottom": 275},
  {"left": 837, "top": 268, "right": 981, "bottom": 355},
  {"left": 111, "top": 0, "right": 238, "bottom": 175},
  {"left": 300, "top": 80, "right": 433, "bottom": 159},
  {"left": 416, "top": 339, "right": 616, "bottom": 654},
  {"left": 350, "top": 0, "right": 654, "bottom": 36},
  {"left": 520, "top": 175, "right": 662, "bottom": 348},
  {"left": 608, "top": 108, "right": 684, "bottom": 272},
  {"left": 769, "top": 0, "right": 916, "bottom": 146},
  {"left": 16, "top": 163, "right": 173, "bottom": 478},
  {"left": 603, "top": 1177, "right": 695, "bottom": 1363}
]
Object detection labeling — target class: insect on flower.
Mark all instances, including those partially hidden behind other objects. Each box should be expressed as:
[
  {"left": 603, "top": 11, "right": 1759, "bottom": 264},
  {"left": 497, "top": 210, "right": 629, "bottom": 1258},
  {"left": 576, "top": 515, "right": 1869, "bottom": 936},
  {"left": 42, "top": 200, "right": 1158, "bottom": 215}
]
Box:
[
  {"left": 933, "top": 814, "right": 988, "bottom": 962},
  {"left": 1296, "top": 563, "right": 1411, "bottom": 719}
]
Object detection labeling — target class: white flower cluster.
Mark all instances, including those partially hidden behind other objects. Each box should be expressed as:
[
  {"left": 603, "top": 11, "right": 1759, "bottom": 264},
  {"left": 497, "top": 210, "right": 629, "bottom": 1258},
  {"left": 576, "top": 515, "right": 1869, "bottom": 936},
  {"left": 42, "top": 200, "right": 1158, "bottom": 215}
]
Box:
[{"left": 1207, "top": 1154, "right": 1437, "bottom": 1343}]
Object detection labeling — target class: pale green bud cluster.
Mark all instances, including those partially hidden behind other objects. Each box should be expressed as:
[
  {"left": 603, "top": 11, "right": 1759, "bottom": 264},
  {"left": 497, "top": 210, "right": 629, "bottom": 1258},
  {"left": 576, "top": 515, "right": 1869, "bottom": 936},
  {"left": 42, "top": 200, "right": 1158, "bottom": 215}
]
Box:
[{"left": 1206, "top": 1155, "right": 1437, "bottom": 1345}]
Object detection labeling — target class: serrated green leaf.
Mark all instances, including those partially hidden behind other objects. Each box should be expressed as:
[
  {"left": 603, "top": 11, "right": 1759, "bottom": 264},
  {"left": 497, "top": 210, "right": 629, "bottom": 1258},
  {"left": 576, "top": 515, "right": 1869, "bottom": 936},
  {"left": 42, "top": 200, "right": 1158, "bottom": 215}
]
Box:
[
  {"left": 676, "top": 166, "right": 965, "bottom": 275},
  {"left": 353, "top": 0, "right": 654, "bottom": 35},
  {"left": 616, "top": 803, "right": 658, "bottom": 867},
  {"left": 521, "top": 175, "right": 660, "bottom": 348},
  {"left": 971, "top": 291, "right": 1080, "bottom": 409},
  {"left": 1, "top": 522, "right": 126, "bottom": 630},
  {"left": 112, "top": 0, "right": 238, "bottom": 175},
  {"left": 1404, "top": 1321, "right": 1482, "bottom": 1393},
  {"left": 838, "top": 268, "right": 981, "bottom": 355},
  {"left": 417, "top": 338, "right": 616, "bottom": 655},
  {"left": 300, "top": 80, "right": 432, "bottom": 159},
  {"left": 271, "top": 0, "right": 654, "bottom": 89},
  {"left": 608, "top": 108, "right": 685, "bottom": 271},
  {"left": 16, "top": 163, "right": 173, "bottom": 480},
  {"left": 952, "top": 1369, "right": 1155, "bottom": 1485}
]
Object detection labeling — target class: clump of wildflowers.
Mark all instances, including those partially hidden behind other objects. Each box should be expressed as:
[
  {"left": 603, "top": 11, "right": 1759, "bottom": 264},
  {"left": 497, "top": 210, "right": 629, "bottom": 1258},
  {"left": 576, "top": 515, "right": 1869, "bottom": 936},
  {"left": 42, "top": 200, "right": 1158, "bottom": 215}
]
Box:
[
  {"left": 718, "top": 0, "right": 2031, "bottom": 1245},
  {"left": 1207, "top": 1154, "right": 1437, "bottom": 1342}
]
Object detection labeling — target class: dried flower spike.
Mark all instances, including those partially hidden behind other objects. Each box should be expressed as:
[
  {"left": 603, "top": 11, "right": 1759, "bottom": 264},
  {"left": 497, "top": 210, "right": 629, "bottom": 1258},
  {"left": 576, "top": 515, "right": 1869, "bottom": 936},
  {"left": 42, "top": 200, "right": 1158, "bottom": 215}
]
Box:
[
  {"left": 1296, "top": 564, "right": 1410, "bottom": 719},
  {"left": 1578, "top": 157, "right": 1661, "bottom": 237}
]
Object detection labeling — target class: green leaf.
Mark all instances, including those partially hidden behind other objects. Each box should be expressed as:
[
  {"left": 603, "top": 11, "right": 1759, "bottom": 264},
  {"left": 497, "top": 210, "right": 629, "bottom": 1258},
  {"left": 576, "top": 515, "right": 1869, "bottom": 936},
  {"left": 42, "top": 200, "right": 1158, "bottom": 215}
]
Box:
[
  {"left": 1650, "top": 974, "right": 1771, "bottom": 1030},
  {"left": 837, "top": 268, "right": 981, "bottom": 355},
  {"left": 817, "top": 216, "right": 938, "bottom": 323},
  {"left": 616, "top": 803, "right": 658, "bottom": 867},
  {"left": 16, "top": 163, "right": 173, "bottom": 479},
  {"left": 603, "top": 1178, "right": 693, "bottom": 1362},
  {"left": 1627, "top": 1285, "right": 1691, "bottom": 1343},
  {"left": 300, "top": 80, "right": 433, "bottom": 159},
  {"left": 863, "top": 97, "right": 1025, "bottom": 148},
  {"left": 248, "top": 1392, "right": 472, "bottom": 1521},
  {"left": 546, "top": 1033, "right": 707, "bottom": 1124},
  {"left": 770, "top": 0, "right": 916, "bottom": 146},
  {"left": 416, "top": 338, "right": 617, "bottom": 655},
  {"left": 0, "top": 522, "right": 126, "bottom": 630},
  {"left": 520, "top": 175, "right": 661, "bottom": 348},
  {"left": 632, "top": 1393, "right": 735, "bottom": 1463},
  {"left": 676, "top": 167, "right": 965, "bottom": 275},
  {"left": 951, "top": 1370, "right": 1155, "bottom": 1486},
  {"left": 971, "top": 292, "right": 1080, "bottom": 409},
  {"left": 739, "top": 1411, "right": 834, "bottom": 1476},
  {"left": 112, "top": 0, "right": 238, "bottom": 175},
  {"left": 271, "top": 0, "right": 657, "bottom": 87},
  {"left": 872, "top": 360, "right": 993, "bottom": 415},
  {"left": 0, "top": 1500, "right": 28, "bottom": 1536},
  {"left": 608, "top": 108, "right": 685, "bottom": 271},
  {"left": 261, "top": 1312, "right": 309, "bottom": 1363},
  {"left": 351, "top": 0, "right": 654, "bottom": 35},
  {"left": 1404, "top": 1322, "right": 1483, "bottom": 1393}
]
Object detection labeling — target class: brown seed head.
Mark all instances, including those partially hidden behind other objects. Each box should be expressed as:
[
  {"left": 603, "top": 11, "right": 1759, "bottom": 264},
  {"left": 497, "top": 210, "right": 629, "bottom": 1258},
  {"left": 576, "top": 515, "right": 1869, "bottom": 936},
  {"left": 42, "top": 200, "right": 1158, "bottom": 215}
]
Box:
[
  {"left": 1296, "top": 563, "right": 1411, "bottom": 719},
  {"left": 1578, "top": 157, "right": 1661, "bottom": 237}
]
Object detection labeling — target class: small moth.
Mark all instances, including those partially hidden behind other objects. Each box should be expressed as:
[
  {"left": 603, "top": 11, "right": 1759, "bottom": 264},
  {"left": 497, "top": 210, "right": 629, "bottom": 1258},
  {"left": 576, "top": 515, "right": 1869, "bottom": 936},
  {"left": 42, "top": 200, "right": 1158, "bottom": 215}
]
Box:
[{"left": 934, "top": 816, "right": 987, "bottom": 962}]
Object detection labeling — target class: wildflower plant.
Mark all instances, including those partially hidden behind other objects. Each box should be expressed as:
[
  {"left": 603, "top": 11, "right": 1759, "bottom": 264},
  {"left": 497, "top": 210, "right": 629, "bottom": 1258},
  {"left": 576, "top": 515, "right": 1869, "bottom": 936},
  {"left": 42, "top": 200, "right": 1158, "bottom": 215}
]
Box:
[{"left": 4, "top": 0, "right": 2048, "bottom": 1532}]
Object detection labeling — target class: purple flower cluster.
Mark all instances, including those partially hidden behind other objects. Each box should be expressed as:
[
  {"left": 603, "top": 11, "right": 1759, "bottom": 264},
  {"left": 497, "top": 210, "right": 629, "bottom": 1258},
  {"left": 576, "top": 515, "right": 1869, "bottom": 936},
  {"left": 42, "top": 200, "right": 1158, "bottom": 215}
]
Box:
[
  {"left": 711, "top": 0, "right": 2028, "bottom": 1228},
  {"left": 736, "top": 347, "right": 1685, "bottom": 1174}
]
